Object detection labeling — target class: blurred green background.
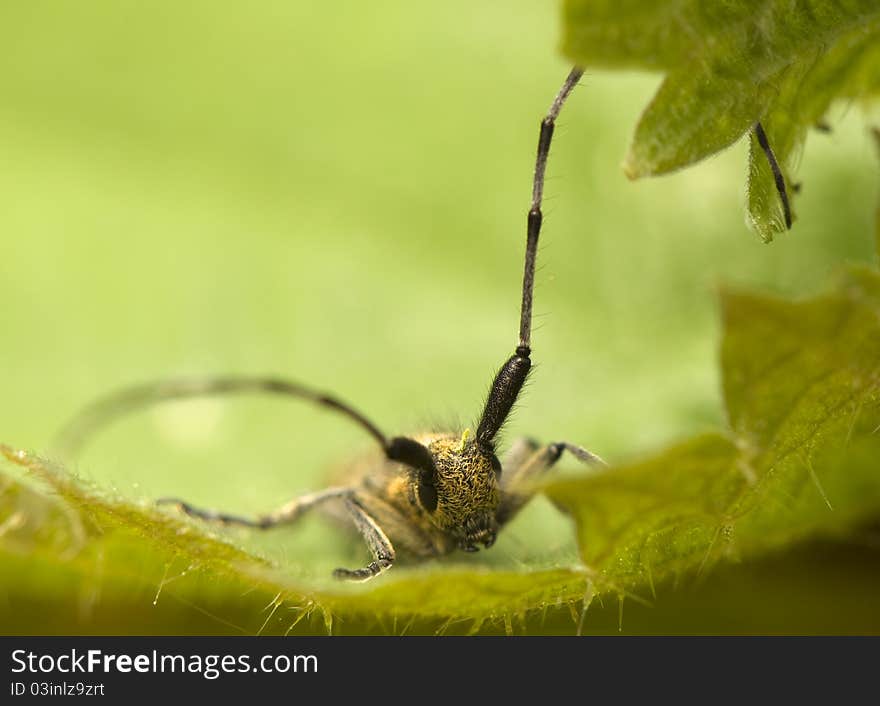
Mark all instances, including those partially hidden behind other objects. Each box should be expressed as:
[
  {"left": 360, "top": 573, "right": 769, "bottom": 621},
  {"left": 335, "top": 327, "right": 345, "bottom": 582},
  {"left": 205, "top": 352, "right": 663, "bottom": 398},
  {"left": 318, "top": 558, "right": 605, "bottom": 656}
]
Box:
[{"left": 1, "top": 1, "right": 878, "bottom": 632}]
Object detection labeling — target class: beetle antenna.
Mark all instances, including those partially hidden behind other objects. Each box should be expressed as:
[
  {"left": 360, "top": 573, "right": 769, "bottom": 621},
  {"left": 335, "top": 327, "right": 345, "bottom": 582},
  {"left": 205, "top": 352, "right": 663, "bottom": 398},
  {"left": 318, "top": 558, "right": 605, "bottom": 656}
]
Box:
[
  {"left": 52, "top": 376, "right": 438, "bottom": 485},
  {"left": 476, "top": 67, "right": 583, "bottom": 452}
]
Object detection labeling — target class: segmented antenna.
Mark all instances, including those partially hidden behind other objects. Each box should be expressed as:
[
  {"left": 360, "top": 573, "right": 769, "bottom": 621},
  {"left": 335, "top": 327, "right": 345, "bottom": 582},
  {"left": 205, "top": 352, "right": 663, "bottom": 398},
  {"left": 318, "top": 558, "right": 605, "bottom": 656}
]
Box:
[
  {"left": 477, "top": 67, "right": 583, "bottom": 451},
  {"left": 52, "top": 377, "right": 389, "bottom": 458},
  {"left": 519, "top": 66, "right": 584, "bottom": 356},
  {"left": 54, "top": 375, "right": 439, "bottom": 488}
]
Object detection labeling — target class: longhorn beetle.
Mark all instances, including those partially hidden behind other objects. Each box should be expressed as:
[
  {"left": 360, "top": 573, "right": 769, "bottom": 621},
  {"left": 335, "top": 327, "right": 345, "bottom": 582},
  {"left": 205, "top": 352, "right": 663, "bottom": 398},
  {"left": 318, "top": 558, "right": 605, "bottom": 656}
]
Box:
[
  {"left": 55, "top": 67, "right": 595, "bottom": 581},
  {"left": 54, "top": 67, "right": 789, "bottom": 581}
]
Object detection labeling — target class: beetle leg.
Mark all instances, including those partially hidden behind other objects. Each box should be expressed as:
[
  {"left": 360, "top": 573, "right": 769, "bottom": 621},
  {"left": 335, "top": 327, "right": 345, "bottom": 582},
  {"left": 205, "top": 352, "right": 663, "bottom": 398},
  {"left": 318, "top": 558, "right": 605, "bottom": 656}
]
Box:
[
  {"left": 157, "top": 486, "right": 350, "bottom": 529},
  {"left": 332, "top": 497, "right": 395, "bottom": 582},
  {"left": 496, "top": 440, "right": 604, "bottom": 524}
]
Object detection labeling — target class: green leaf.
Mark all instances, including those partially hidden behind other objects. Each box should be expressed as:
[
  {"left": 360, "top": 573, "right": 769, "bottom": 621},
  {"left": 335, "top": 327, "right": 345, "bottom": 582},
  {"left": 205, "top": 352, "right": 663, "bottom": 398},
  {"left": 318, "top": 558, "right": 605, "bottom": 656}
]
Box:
[
  {"left": 562, "top": 0, "right": 880, "bottom": 241},
  {"left": 874, "top": 127, "right": 880, "bottom": 258},
  {"left": 0, "top": 447, "right": 589, "bottom": 635},
  {"left": 544, "top": 265, "right": 880, "bottom": 595},
  {"left": 3, "top": 268, "right": 880, "bottom": 633}
]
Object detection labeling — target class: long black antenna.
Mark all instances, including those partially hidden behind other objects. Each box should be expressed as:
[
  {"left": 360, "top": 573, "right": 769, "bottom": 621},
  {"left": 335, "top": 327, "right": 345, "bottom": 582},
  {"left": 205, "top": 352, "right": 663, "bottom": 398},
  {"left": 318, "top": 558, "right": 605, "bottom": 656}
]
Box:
[
  {"left": 52, "top": 376, "right": 438, "bottom": 487},
  {"left": 52, "top": 377, "right": 388, "bottom": 457},
  {"left": 477, "top": 67, "right": 583, "bottom": 452},
  {"left": 520, "top": 67, "right": 584, "bottom": 354}
]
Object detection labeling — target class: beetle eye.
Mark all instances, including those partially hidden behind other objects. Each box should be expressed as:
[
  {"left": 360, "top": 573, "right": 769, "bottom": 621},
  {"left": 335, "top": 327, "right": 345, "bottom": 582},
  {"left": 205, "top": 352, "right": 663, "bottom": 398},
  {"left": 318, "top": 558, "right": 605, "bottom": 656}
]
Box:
[
  {"left": 387, "top": 436, "right": 439, "bottom": 512},
  {"left": 417, "top": 480, "right": 438, "bottom": 512}
]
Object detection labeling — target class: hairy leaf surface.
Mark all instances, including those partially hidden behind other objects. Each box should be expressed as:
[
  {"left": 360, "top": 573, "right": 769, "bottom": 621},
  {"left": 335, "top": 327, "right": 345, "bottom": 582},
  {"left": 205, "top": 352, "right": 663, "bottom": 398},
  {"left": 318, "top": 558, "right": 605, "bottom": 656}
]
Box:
[{"left": 562, "top": 0, "right": 880, "bottom": 240}]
